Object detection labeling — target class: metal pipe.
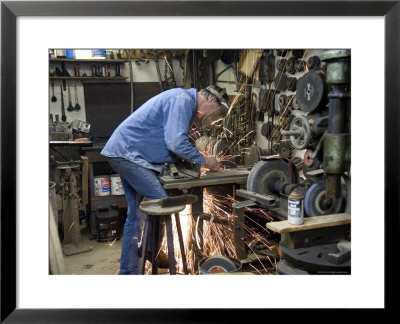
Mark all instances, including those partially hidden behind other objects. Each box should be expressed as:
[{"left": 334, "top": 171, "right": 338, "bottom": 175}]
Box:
[
  {"left": 328, "top": 86, "right": 346, "bottom": 134},
  {"left": 321, "top": 51, "right": 350, "bottom": 199}
]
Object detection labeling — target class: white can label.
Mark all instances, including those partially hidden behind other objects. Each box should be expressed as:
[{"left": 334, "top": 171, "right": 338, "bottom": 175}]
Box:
[
  {"left": 288, "top": 198, "right": 304, "bottom": 225},
  {"left": 94, "top": 177, "right": 111, "bottom": 196}
]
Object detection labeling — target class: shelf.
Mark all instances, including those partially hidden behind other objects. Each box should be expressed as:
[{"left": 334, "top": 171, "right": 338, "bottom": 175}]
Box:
[
  {"left": 50, "top": 58, "right": 128, "bottom": 63},
  {"left": 49, "top": 76, "right": 128, "bottom": 81}
]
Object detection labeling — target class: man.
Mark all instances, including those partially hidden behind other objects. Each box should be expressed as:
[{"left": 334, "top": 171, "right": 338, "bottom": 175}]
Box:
[{"left": 101, "top": 85, "right": 230, "bottom": 274}]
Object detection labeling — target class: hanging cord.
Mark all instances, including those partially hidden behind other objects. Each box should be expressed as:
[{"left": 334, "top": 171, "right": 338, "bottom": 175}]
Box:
[
  {"left": 154, "top": 55, "right": 164, "bottom": 92},
  {"left": 124, "top": 49, "right": 135, "bottom": 114}
]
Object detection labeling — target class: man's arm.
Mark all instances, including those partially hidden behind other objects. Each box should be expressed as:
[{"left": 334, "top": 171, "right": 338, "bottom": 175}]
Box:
[{"left": 164, "top": 94, "right": 205, "bottom": 165}]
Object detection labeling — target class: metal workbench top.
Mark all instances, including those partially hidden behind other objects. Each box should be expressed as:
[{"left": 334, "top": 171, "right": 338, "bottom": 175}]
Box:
[{"left": 159, "top": 166, "right": 251, "bottom": 190}]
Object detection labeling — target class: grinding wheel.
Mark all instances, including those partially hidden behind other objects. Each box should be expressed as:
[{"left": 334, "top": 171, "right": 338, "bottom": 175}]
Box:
[
  {"left": 195, "top": 136, "right": 215, "bottom": 153},
  {"left": 304, "top": 180, "right": 345, "bottom": 217},
  {"left": 296, "top": 71, "right": 327, "bottom": 113},
  {"left": 212, "top": 138, "right": 234, "bottom": 157},
  {"left": 200, "top": 255, "right": 238, "bottom": 273},
  {"left": 247, "top": 159, "right": 299, "bottom": 196},
  {"left": 244, "top": 145, "right": 261, "bottom": 166}
]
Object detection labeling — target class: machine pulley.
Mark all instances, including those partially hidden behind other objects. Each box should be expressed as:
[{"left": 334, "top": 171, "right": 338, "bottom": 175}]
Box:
[
  {"left": 304, "top": 179, "right": 346, "bottom": 217},
  {"left": 280, "top": 115, "right": 311, "bottom": 150},
  {"left": 260, "top": 121, "right": 273, "bottom": 138},
  {"left": 296, "top": 71, "right": 327, "bottom": 113},
  {"left": 247, "top": 159, "right": 299, "bottom": 197}
]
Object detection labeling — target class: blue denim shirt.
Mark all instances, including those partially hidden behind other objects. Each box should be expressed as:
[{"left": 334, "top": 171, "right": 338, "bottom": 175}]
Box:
[{"left": 101, "top": 88, "right": 205, "bottom": 173}]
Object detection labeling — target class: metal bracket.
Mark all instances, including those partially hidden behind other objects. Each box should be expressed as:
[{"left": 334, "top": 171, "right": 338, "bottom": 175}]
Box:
[{"left": 235, "top": 189, "right": 277, "bottom": 208}]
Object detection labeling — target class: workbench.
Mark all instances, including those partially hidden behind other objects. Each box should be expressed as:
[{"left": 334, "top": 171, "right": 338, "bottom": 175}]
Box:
[
  {"left": 158, "top": 166, "right": 251, "bottom": 190},
  {"left": 266, "top": 213, "right": 351, "bottom": 274},
  {"left": 158, "top": 166, "right": 251, "bottom": 266},
  {"left": 81, "top": 145, "right": 128, "bottom": 237}
]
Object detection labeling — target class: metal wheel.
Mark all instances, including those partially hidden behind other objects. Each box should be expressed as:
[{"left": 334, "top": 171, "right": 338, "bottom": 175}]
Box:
[
  {"left": 306, "top": 56, "right": 321, "bottom": 70},
  {"left": 247, "top": 159, "right": 299, "bottom": 196},
  {"left": 290, "top": 115, "right": 311, "bottom": 149},
  {"left": 212, "top": 138, "right": 234, "bottom": 157},
  {"left": 285, "top": 57, "right": 295, "bottom": 73},
  {"left": 304, "top": 179, "right": 345, "bottom": 217},
  {"left": 278, "top": 94, "right": 287, "bottom": 110},
  {"left": 302, "top": 149, "right": 323, "bottom": 182},
  {"left": 278, "top": 142, "right": 291, "bottom": 158},
  {"left": 296, "top": 71, "right": 327, "bottom": 113},
  {"left": 200, "top": 255, "right": 238, "bottom": 273},
  {"left": 260, "top": 121, "right": 273, "bottom": 138}
]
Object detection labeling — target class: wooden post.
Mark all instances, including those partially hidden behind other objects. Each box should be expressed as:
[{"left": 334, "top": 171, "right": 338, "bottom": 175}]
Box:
[{"left": 81, "top": 155, "right": 89, "bottom": 205}]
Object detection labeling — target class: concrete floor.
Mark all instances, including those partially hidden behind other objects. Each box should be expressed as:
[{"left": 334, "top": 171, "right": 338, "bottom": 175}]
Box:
[
  {"left": 59, "top": 226, "right": 278, "bottom": 275},
  {"left": 62, "top": 227, "right": 122, "bottom": 275}
]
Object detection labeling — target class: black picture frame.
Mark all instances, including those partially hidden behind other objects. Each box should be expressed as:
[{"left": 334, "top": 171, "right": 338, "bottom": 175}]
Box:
[{"left": 1, "top": 0, "right": 397, "bottom": 322}]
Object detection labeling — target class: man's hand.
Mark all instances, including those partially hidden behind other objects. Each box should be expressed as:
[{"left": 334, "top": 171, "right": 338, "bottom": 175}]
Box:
[{"left": 204, "top": 156, "right": 221, "bottom": 172}]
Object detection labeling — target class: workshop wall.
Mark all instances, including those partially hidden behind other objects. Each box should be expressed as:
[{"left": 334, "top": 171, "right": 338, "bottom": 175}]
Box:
[
  {"left": 214, "top": 59, "right": 238, "bottom": 97},
  {"left": 49, "top": 57, "right": 185, "bottom": 123},
  {"left": 49, "top": 48, "right": 327, "bottom": 163},
  {"left": 253, "top": 49, "right": 326, "bottom": 162}
]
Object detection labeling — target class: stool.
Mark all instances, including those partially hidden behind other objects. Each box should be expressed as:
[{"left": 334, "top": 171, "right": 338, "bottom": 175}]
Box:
[{"left": 138, "top": 201, "right": 189, "bottom": 275}]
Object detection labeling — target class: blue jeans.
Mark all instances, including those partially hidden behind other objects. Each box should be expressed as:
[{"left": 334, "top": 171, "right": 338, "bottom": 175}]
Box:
[{"left": 107, "top": 157, "right": 168, "bottom": 274}]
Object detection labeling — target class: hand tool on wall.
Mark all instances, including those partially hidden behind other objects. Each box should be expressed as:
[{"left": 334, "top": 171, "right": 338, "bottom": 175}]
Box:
[
  {"left": 55, "top": 67, "right": 63, "bottom": 76},
  {"left": 67, "top": 84, "right": 74, "bottom": 112},
  {"left": 74, "top": 84, "right": 81, "bottom": 111},
  {"left": 60, "top": 85, "right": 67, "bottom": 122},
  {"left": 115, "top": 63, "right": 121, "bottom": 77},
  {"left": 51, "top": 81, "right": 57, "bottom": 102},
  {"left": 61, "top": 62, "right": 70, "bottom": 90}
]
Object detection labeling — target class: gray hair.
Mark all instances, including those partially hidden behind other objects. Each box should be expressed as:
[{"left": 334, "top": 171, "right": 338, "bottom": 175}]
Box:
[{"left": 200, "top": 88, "right": 219, "bottom": 103}]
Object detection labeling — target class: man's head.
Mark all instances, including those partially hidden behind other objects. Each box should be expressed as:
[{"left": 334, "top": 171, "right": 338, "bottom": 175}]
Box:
[{"left": 197, "top": 85, "right": 231, "bottom": 128}]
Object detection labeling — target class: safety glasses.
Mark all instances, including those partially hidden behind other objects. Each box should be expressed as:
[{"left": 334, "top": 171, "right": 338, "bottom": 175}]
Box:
[{"left": 201, "top": 102, "right": 229, "bottom": 128}]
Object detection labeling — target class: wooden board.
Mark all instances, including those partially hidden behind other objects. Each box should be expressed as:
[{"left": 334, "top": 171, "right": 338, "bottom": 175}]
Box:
[
  {"left": 266, "top": 213, "right": 351, "bottom": 233},
  {"left": 238, "top": 49, "right": 263, "bottom": 76}
]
